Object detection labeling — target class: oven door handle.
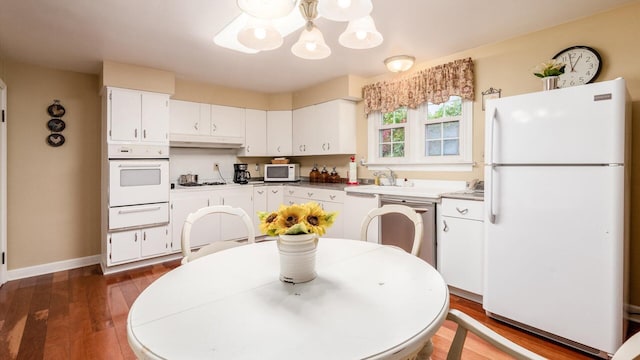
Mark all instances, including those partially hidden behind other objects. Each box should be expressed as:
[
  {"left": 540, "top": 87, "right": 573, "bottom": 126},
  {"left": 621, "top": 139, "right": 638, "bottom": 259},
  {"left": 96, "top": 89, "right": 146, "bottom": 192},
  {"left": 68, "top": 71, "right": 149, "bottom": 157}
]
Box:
[
  {"left": 118, "top": 206, "right": 162, "bottom": 214},
  {"left": 118, "top": 164, "right": 163, "bottom": 168}
]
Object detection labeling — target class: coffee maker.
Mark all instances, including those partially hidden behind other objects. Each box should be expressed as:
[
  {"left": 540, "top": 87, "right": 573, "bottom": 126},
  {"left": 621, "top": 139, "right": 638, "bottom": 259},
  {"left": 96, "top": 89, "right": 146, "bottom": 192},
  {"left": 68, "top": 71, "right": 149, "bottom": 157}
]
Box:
[{"left": 233, "top": 163, "right": 251, "bottom": 184}]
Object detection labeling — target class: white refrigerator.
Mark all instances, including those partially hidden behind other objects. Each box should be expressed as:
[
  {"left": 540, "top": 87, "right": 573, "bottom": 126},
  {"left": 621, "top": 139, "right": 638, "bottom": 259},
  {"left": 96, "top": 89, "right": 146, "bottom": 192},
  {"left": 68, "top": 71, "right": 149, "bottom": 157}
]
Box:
[{"left": 483, "top": 78, "right": 629, "bottom": 357}]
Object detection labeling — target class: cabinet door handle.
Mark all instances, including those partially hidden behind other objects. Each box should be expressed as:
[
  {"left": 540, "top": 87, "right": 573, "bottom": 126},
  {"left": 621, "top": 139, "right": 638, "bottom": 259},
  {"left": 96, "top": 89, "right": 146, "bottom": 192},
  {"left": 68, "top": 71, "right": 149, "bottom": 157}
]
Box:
[
  {"left": 329, "top": 194, "right": 336, "bottom": 200},
  {"left": 277, "top": 146, "right": 281, "bottom": 152},
  {"left": 307, "top": 192, "right": 313, "bottom": 197},
  {"left": 246, "top": 145, "right": 251, "bottom": 152},
  {"left": 443, "top": 220, "right": 449, "bottom": 232},
  {"left": 143, "top": 129, "right": 147, "bottom": 139},
  {"left": 272, "top": 190, "right": 279, "bottom": 194},
  {"left": 143, "top": 232, "right": 147, "bottom": 241},
  {"left": 135, "top": 233, "right": 138, "bottom": 242},
  {"left": 194, "top": 122, "right": 199, "bottom": 131},
  {"left": 212, "top": 124, "right": 217, "bottom": 132},
  {"left": 288, "top": 190, "right": 294, "bottom": 195},
  {"left": 258, "top": 190, "right": 264, "bottom": 195},
  {"left": 134, "top": 128, "right": 138, "bottom": 138},
  {"left": 456, "top": 207, "right": 469, "bottom": 215}
]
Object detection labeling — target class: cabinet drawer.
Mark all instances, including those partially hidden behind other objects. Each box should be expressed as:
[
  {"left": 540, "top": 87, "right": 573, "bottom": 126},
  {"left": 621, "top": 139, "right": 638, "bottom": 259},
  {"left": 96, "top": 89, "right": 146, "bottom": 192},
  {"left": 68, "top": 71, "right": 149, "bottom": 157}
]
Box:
[
  {"left": 285, "top": 186, "right": 344, "bottom": 203},
  {"left": 440, "top": 198, "right": 484, "bottom": 220},
  {"left": 109, "top": 203, "right": 170, "bottom": 230}
]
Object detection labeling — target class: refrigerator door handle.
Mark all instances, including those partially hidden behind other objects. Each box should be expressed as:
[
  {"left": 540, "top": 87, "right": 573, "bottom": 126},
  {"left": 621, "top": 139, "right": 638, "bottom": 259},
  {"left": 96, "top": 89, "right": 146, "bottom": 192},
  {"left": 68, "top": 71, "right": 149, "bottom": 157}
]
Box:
[
  {"left": 489, "top": 165, "right": 496, "bottom": 224},
  {"left": 488, "top": 107, "right": 497, "bottom": 224}
]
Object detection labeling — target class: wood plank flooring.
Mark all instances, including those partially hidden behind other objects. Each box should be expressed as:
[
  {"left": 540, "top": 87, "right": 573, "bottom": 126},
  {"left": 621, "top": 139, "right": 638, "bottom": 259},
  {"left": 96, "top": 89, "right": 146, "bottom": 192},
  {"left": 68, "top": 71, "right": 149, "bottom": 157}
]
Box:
[{"left": 0, "top": 260, "right": 635, "bottom": 359}]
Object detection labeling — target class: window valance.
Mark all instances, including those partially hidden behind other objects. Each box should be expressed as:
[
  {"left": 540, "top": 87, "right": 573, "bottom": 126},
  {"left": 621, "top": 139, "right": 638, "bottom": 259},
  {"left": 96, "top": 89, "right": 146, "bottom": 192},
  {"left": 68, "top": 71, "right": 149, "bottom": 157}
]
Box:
[{"left": 363, "top": 57, "right": 474, "bottom": 115}]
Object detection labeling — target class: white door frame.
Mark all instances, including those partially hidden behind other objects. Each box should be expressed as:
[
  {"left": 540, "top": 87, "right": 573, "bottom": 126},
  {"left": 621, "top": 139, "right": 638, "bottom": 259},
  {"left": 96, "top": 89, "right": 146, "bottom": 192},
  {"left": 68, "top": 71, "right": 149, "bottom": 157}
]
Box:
[{"left": 0, "top": 79, "right": 6, "bottom": 286}]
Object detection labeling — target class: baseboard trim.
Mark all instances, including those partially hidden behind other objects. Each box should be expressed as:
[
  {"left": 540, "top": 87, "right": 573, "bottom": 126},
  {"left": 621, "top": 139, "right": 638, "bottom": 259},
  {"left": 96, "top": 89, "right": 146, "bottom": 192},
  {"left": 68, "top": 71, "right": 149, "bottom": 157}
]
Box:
[{"left": 8, "top": 255, "right": 101, "bottom": 281}]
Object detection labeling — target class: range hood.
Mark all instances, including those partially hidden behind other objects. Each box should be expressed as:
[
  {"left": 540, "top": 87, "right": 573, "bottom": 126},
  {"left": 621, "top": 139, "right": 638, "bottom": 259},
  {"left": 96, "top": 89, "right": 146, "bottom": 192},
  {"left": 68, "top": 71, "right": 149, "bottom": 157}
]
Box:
[{"left": 169, "top": 134, "right": 245, "bottom": 149}]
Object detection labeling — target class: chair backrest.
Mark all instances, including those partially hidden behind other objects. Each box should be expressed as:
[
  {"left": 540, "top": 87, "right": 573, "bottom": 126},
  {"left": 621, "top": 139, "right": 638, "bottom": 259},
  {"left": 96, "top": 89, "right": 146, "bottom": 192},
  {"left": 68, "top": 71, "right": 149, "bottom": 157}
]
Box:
[
  {"left": 360, "top": 204, "right": 423, "bottom": 256},
  {"left": 181, "top": 205, "right": 255, "bottom": 264}
]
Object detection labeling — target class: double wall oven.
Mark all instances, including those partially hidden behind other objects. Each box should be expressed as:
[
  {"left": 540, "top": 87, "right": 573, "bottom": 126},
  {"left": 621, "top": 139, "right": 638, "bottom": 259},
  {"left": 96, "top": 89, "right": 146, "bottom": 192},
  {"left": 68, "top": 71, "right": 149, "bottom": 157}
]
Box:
[{"left": 108, "top": 144, "right": 169, "bottom": 230}]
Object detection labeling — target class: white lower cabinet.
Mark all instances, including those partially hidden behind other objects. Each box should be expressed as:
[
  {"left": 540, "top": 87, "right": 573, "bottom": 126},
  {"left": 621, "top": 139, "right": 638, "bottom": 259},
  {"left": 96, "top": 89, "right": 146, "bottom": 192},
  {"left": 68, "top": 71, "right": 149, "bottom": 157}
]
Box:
[
  {"left": 253, "top": 185, "right": 285, "bottom": 230},
  {"left": 283, "top": 186, "right": 344, "bottom": 238},
  {"left": 219, "top": 187, "right": 254, "bottom": 240},
  {"left": 437, "top": 198, "right": 484, "bottom": 298},
  {"left": 108, "top": 225, "right": 169, "bottom": 265},
  {"left": 170, "top": 191, "right": 220, "bottom": 251},
  {"left": 343, "top": 193, "right": 379, "bottom": 242}
]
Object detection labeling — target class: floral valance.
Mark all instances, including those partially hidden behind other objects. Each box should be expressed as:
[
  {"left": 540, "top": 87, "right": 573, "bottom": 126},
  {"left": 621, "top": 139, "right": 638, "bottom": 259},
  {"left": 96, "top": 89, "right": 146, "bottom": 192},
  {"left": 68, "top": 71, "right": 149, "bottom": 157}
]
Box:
[{"left": 363, "top": 57, "right": 474, "bottom": 115}]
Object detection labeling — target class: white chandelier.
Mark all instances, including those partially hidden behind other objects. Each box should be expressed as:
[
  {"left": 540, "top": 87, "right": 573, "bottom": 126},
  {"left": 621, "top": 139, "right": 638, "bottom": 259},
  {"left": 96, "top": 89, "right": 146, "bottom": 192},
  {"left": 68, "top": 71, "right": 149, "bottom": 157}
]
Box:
[{"left": 216, "top": 0, "right": 382, "bottom": 59}]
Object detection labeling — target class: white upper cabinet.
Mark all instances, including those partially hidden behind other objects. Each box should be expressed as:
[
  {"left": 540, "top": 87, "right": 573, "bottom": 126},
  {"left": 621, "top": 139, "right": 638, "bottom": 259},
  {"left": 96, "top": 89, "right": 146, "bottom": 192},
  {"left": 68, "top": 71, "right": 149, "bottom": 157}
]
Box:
[
  {"left": 170, "top": 100, "right": 210, "bottom": 136},
  {"left": 210, "top": 105, "right": 245, "bottom": 142},
  {"left": 107, "top": 87, "right": 170, "bottom": 144},
  {"left": 240, "top": 109, "right": 267, "bottom": 156},
  {"left": 169, "top": 101, "right": 245, "bottom": 147},
  {"left": 267, "top": 110, "right": 292, "bottom": 156},
  {"left": 292, "top": 99, "right": 356, "bottom": 155}
]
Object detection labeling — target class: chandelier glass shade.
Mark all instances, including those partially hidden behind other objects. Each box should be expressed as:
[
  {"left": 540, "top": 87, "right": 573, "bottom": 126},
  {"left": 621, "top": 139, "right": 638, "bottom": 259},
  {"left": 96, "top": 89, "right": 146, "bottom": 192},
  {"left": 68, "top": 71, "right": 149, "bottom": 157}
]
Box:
[
  {"left": 236, "top": 0, "right": 297, "bottom": 20},
  {"left": 338, "top": 15, "right": 382, "bottom": 49},
  {"left": 318, "top": 0, "right": 373, "bottom": 22},
  {"left": 237, "top": 18, "right": 284, "bottom": 50},
  {"left": 291, "top": 23, "right": 332, "bottom": 59}
]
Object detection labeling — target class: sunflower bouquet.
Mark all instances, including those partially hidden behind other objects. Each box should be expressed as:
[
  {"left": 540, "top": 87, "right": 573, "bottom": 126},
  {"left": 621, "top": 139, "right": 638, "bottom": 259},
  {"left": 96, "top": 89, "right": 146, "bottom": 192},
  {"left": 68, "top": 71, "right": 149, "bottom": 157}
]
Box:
[{"left": 258, "top": 202, "right": 338, "bottom": 236}]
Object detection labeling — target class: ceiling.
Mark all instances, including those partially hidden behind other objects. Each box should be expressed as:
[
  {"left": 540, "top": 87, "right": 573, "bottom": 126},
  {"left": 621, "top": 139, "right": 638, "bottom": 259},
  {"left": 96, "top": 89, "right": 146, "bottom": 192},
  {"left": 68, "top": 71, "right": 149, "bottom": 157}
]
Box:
[{"left": 0, "top": 0, "right": 636, "bottom": 93}]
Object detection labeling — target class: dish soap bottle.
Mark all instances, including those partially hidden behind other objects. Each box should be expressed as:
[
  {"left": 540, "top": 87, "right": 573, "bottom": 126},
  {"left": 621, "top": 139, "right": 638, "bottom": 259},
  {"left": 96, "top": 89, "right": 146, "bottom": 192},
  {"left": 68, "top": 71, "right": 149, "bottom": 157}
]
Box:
[
  {"left": 309, "top": 164, "right": 321, "bottom": 183},
  {"left": 320, "top": 166, "right": 329, "bottom": 183}
]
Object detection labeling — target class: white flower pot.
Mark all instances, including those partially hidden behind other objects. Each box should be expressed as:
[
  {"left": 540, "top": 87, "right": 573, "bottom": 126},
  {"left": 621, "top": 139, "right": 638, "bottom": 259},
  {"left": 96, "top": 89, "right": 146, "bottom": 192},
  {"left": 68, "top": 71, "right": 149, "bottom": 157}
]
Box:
[{"left": 277, "top": 233, "right": 318, "bottom": 283}]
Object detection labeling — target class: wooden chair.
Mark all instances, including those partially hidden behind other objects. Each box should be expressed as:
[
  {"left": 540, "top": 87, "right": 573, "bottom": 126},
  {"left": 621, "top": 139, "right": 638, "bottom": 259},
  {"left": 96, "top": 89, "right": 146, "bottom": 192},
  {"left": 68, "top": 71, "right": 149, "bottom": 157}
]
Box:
[
  {"left": 181, "top": 205, "right": 255, "bottom": 264},
  {"left": 360, "top": 204, "right": 423, "bottom": 256},
  {"left": 428, "top": 309, "right": 640, "bottom": 360}
]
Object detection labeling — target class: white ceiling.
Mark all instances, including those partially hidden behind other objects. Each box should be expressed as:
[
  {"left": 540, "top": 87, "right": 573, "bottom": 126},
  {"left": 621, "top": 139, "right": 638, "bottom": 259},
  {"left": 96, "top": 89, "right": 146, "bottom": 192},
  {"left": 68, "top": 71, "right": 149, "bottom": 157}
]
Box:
[{"left": 0, "top": 0, "right": 636, "bottom": 93}]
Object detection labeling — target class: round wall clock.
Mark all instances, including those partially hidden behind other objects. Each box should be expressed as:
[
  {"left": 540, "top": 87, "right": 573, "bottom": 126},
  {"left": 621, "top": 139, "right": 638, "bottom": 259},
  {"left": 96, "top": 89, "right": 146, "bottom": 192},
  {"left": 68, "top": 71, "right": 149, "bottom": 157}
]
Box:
[{"left": 552, "top": 46, "right": 602, "bottom": 88}]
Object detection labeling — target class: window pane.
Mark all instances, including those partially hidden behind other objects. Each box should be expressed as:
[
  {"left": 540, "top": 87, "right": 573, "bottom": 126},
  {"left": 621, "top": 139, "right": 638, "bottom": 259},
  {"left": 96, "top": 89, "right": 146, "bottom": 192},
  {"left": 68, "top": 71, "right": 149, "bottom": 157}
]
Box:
[
  {"left": 379, "top": 129, "right": 391, "bottom": 142},
  {"left": 443, "top": 121, "right": 459, "bottom": 138},
  {"left": 426, "top": 124, "right": 441, "bottom": 139},
  {"left": 427, "top": 103, "right": 443, "bottom": 119},
  {"left": 444, "top": 96, "right": 462, "bottom": 116},
  {"left": 380, "top": 144, "right": 391, "bottom": 157},
  {"left": 427, "top": 140, "right": 441, "bottom": 156},
  {"left": 394, "top": 108, "right": 407, "bottom": 124},
  {"left": 393, "top": 143, "right": 405, "bottom": 157},
  {"left": 392, "top": 128, "right": 405, "bottom": 141},
  {"left": 443, "top": 139, "right": 459, "bottom": 155},
  {"left": 382, "top": 113, "right": 394, "bottom": 125}
]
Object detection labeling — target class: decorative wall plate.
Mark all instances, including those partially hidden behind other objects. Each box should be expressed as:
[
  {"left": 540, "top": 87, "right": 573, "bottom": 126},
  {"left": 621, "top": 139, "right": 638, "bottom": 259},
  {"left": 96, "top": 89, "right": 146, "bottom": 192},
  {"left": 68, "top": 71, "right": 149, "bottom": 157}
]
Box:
[
  {"left": 47, "top": 133, "right": 65, "bottom": 147},
  {"left": 47, "top": 118, "right": 66, "bottom": 132},
  {"left": 47, "top": 101, "right": 66, "bottom": 117}
]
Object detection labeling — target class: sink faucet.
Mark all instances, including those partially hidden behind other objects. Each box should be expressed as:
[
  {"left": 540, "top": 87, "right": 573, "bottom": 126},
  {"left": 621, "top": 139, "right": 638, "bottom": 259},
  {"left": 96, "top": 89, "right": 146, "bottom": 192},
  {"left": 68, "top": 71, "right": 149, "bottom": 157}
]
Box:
[{"left": 375, "top": 168, "right": 397, "bottom": 186}]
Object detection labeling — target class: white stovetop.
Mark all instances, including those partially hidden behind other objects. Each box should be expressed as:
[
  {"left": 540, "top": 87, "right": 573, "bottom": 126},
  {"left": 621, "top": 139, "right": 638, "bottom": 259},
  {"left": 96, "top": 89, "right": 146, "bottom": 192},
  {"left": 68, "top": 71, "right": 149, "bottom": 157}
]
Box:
[{"left": 345, "top": 180, "right": 467, "bottom": 199}]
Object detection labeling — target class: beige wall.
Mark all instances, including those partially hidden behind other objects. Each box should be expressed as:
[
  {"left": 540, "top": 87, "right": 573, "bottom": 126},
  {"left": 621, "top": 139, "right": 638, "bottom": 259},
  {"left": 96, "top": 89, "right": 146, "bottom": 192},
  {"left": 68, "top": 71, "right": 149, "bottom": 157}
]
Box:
[
  {"left": 2, "top": 2, "right": 640, "bottom": 303},
  {"left": 4, "top": 61, "right": 101, "bottom": 269}
]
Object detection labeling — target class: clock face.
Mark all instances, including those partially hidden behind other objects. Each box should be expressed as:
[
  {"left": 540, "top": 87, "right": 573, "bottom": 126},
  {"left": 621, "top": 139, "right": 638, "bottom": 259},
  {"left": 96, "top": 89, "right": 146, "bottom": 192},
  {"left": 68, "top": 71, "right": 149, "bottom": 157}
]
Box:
[{"left": 553, "top": 46, "right": 602, "bottom": 88}]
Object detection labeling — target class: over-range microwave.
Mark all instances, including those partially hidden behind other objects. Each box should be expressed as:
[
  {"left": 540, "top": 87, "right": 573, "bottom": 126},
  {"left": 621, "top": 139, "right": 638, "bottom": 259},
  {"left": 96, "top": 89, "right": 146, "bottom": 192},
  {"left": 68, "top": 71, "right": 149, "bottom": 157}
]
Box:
[{"left": 264, "top": 164, "right": 300, "bottom": 182}]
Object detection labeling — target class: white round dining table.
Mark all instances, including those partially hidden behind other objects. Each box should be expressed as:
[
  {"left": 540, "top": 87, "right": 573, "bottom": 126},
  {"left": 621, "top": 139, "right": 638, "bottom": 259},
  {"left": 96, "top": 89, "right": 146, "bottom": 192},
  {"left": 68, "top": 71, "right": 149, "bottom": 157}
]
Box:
[{"left": 127, "top": 238, "right": 449, "bottom": 360}]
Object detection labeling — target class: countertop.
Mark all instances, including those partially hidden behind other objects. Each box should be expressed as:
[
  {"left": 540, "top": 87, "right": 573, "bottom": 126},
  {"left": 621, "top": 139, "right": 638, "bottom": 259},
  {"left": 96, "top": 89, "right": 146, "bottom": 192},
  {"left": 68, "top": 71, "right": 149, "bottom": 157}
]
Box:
[
  {"left": 171, "top": 179, "right": 484, "bottom": 202},
  {"left": 440, "top": 191, "right": 484, "bottom": 201}
]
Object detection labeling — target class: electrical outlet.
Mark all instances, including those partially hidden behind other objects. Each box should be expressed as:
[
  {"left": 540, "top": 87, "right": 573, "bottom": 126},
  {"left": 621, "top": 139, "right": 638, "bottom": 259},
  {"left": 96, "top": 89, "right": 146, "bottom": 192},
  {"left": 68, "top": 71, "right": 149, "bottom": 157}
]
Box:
[{"left": 214, "top": 163, "right": 219, "bottom": 170}]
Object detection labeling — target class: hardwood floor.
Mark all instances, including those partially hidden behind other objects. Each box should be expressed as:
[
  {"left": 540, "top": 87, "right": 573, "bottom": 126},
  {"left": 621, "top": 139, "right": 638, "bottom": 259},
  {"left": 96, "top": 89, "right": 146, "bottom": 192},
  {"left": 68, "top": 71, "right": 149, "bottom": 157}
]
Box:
[{"left": 0, "top": 260, "right": 634, "bottom": 359}]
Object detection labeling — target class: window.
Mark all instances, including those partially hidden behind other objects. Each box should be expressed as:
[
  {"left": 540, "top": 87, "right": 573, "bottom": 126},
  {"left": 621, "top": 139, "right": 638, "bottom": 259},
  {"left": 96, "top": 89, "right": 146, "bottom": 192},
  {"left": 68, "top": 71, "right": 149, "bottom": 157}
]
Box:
[{"left": 367, "top": 96, "right": 473, "bottom": 171}]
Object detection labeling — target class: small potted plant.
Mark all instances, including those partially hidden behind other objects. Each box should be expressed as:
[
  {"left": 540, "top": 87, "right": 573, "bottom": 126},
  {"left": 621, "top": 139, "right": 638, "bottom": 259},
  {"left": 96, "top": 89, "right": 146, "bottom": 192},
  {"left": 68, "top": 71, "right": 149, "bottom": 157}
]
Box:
[
  {"left": 533, "top": 59, "right": 566, "bottom": 90},
  {"left": 258, "top": 202, "right": 337, "bottom": 283}
]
